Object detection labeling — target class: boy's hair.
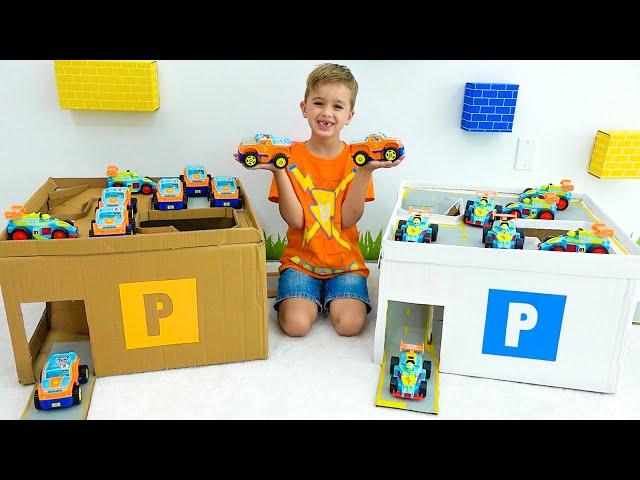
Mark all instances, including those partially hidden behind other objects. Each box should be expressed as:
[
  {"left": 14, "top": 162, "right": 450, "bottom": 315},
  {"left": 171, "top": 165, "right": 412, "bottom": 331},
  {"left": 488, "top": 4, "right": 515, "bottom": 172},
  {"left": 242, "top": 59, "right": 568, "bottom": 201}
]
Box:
[{"left": 304, "top": 63, "right": 359, "bottom": 110}]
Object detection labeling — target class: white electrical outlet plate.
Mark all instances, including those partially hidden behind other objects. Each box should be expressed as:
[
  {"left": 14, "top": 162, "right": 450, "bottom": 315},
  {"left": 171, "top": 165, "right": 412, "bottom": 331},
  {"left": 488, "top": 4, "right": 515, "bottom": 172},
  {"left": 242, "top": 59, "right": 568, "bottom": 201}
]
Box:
[{"left": 515, "top": 137, "right": 535, "bottom": 170}]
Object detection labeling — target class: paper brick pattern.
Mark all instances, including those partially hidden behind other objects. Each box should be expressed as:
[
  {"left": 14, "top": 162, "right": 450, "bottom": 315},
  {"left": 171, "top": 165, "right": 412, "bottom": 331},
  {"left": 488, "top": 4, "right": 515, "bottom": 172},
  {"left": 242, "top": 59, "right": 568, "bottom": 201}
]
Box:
[
  {"left": 588, "top": 130, "right": 640, "bottom": 179},
  {"left": 54, "top": 60, "right": 160, "bottom": 112},
  {"left": 461, "top": 83, "right": 519, "bottom": 132}
]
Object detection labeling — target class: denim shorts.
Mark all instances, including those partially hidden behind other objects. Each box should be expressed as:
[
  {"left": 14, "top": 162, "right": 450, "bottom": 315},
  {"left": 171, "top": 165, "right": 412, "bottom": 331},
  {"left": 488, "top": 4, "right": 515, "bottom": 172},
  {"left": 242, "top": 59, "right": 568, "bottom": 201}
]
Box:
[{"left": 274, "top": 268, "right": 372, "bottom": 314}]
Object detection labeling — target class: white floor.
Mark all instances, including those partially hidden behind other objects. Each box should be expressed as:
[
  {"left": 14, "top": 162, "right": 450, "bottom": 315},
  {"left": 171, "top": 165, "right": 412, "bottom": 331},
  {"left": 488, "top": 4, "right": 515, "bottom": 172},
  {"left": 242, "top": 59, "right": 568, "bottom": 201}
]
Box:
[{"left": 1, "top": 263, "right": 640, "bottom": 420}]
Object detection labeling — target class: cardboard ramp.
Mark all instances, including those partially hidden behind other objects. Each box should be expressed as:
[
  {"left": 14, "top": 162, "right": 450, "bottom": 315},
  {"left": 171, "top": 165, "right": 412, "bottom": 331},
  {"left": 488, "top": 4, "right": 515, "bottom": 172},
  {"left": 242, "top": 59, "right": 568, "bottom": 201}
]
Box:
[
  {"left": 376, "top": 302, "right": 440, "bottom": 415},
  {"left": 21, "top": 340, "right": 96, "bottom": 420}
]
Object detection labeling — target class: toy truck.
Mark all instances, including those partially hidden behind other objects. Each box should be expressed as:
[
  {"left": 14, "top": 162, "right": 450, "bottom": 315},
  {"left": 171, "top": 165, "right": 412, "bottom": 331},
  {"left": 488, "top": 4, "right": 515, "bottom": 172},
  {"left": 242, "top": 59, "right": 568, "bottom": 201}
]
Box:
[
  {"left": 350, "top": 132, "right": 404, "bottom": 166},
  {"left": 34, "top": 351, "right": 89, "bottom": 410},
  {"left": 152, "top": 177, "right": 188, "bottom": 211},
  {"left": 181, "top": 164, "right": 211, "bottom": 197},
  {"left": 210, "top": 175, "right": 243, "bottom": 208},
  {"left": 236, "top": 133, "right": 292, "bottom": 169}
]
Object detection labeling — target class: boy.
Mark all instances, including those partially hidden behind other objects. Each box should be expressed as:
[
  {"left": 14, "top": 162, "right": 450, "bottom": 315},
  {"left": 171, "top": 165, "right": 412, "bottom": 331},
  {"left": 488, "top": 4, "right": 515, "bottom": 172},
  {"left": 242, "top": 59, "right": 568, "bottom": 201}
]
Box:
[{"left": 242, "top": 63, "right": 403, "bottom": 337}]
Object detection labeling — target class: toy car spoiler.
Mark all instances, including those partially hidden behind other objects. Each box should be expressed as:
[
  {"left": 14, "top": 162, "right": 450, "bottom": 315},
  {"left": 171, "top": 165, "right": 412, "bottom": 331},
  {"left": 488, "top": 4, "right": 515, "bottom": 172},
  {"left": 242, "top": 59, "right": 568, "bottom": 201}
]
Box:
[
  {"left": 106, "top": 165, "right": 119, "bottom": 177},
  {"left": 475, "top": 189, "right": 497, "bottom": 198},
  {"left": 4, "top": 204, "right": 27, "bottom": 220},
  {"left": 541, "top": 193, "right": 560, "bottom": 204},
  {"left": 592, "top": 223, "right": 614, "bottom": 237},
  {"left": 400, "top": 341, "right": 424, "bottom": 354},
  {"left": 407, "top": 206, "right": 433, "bottom": 217},
  {"left": 560, "top": 179, "right": 574, "bottom": 191}
]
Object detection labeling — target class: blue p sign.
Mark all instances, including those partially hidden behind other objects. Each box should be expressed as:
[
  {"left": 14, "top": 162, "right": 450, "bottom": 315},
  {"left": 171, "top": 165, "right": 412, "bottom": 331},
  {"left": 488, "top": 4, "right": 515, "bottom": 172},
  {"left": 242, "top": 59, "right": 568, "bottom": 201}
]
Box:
[{"left": 482, "top": 289, "right": 567, "bottom": 361}]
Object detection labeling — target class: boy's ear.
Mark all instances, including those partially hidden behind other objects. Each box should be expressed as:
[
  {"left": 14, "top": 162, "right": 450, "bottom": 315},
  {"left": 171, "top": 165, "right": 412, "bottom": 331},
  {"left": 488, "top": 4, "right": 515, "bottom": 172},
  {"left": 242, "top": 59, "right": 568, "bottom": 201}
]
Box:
[
  {"left": 300, "top": 101, "right": 307, "bottom": 118},
  {"left": 345, "top": 109, "right": 355, "bottom": 125}
]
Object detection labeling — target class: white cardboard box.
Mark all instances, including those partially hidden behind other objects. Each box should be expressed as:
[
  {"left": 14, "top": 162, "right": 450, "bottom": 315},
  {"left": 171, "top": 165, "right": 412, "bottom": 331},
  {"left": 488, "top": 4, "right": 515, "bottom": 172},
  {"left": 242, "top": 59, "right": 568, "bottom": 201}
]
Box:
[{"left": 374, "top": 181, "right": 640, "bottom": 393}]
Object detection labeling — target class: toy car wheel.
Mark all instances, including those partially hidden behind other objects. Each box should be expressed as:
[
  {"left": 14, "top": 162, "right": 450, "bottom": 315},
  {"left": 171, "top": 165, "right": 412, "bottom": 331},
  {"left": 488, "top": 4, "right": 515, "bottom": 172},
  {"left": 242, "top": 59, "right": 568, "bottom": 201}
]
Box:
[
  {"left": 126, "top": 225, "right": 133, "bottom": 236},
  {"left": 517, "top": 228, "right": 526, "bottom": 239},
  {"left": 485, "top": 238, "right": 493, "bottom": 248},
  {"left": 52, "top": 229, "right": 69, "bottom": 239},
  {"left": 78, "top": 364, "right": 90, "bottom": 384},
  {"left": 34, "top": 390, "right": 42, "bottom": 410},
  {"left": 397, "top": 220, "right": 407, "bottom": 229},
  {"left": 64, "top": 219, "right": 75, "bottom": 227},
  {"left": 423, "top": 360, "right": 432, "bottom": 379},
  {"left": 131, "top": 197, "right": 138, "bottom": 214},
  {"left": 352, "top": 151, "right": 369, "bottom": 166},
  {"left": 482, "top": 226, "right": 490, "bottom": 243},
  {"left": 551, "top": 245, "right": 565, "bottom": 252},
  {"left": 515, "top": 238, "right": 525, "bottom": 250},
  {"left": 237, "top": 198, "right": 244, "bottom": 209},
  {"left": 272, "top": 153, "right": 289, "bottom": 169},
  {"left": 511, "top": 209, "right": 521, "bottom": 218},
  {"left": 243, "top": 153, "right": 259, "bottom": 168},
  {"left": 419, "top": 381, "right": 427, "bottom": 398},
  {"left": 382, "top": 147, "right": 399, "bottom": 162},
  {"left": 390, "top": 376, "right": 399, "bottom": 394},
  {"left": 588, "top": 246, "right": 609, "bottom": 254},
  {"left": 72, "top": 384, "right": 82, "bottom": 405},
  {"left": 430, "top": 223, "right": 439, "bottom": 242},
  {"left": 10, "top": 229, "right": 30, "bottom": 240},
  {"left": 394, "top": 229, "right": 403, "bottom": 241},
  {"left": 141, "top": 184, "right": 154, "bottom": 195},
  {"left": 389, "top": 356, "right": 400, "bottom": 376},
  {"left": 557, "top": 197, "right": 569, "bottom": 211},
  {"left": 538, "top": 210, "right": 554, "bottom": 220},
  {"left": 182, "top": 199, "right": 188, "bottom": 209},
  {"left": 494, "top": 205, "right": 503, "bottom": 214}
]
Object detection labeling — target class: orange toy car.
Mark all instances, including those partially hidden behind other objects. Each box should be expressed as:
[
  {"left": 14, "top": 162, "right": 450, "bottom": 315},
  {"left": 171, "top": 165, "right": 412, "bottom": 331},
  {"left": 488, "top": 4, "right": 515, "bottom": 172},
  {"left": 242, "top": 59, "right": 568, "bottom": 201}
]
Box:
[
  {"left": 350, "top": 132, "right": 405, "bottom": 166},
  {"left": 236, "top": 133, "right": 292, "bottom": 169}
]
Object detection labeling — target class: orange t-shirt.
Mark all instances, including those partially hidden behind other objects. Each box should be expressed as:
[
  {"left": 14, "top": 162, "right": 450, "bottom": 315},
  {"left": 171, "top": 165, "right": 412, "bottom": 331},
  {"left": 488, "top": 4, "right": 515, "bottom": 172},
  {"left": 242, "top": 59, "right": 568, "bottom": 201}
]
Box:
[{"left": 269, "top": 142, "right": 375, "bottom": 279}]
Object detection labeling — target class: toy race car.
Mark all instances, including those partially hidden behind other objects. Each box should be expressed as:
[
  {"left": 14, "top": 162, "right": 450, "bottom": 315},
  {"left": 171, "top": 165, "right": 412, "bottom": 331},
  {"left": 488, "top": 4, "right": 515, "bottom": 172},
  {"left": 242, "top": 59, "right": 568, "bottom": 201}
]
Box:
[
  {"left": 394, "top": 207, "right": 438, "bottom": 243},
  {"left": 106, "top": 165, "right": 156, "bottom": 195},
  {"left": 180, "top": 164, "right": 211, "bottom": 197},
  {"left": 152, "top": 177, "right": 188, "bottom": 211},
  {"left": 210, "top": 175, "right": 243, "bottom": 208},
  {"left": 538, "top": 223, "right": 613, "bottom": 254},
  {"left": 97, "top": 187, "right": 137, "bottom": 229},
  {"left": 349, "top": 132, "right": 404, "bottom": 166},
  {"left": 236, "top": 133, "right": 292, "bottom": 169},
  {"left": 520, "top": 179, "right": 574, "bottom": 211},
  {"left": 4, "top": 205, "right": 79, "bottom": 240},
  {"left": 463, "top": 191, "right": 503, "bottom": 227},
  {"left": 34, "top": 351, "right": 89, "bottom": 410},
  {"left": 389, "top": 341, "right": 432, "bottom": 400},
  {"left": 482, "top": 214, "right": 525, "bottom": 249},
  {"left": 89, "top": 205, "right": 134, "bottom": 237},
  {"left": 502, "top": 194, "right": 559, "bottom": 220}
]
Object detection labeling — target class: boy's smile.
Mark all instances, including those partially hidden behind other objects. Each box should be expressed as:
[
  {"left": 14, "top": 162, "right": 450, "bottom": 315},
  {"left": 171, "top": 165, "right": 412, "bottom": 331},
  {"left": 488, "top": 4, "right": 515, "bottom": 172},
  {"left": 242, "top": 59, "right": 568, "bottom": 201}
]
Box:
[{"left": 301, "top": 82, "right": 354, "bottom": 141}]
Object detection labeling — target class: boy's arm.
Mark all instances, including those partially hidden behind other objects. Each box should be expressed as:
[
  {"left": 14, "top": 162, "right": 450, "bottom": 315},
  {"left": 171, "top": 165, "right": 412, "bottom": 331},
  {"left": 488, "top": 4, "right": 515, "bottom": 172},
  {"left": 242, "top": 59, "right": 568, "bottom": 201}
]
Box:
[{"left": 272, "top": 169, "right": 304, "bottom": 229}]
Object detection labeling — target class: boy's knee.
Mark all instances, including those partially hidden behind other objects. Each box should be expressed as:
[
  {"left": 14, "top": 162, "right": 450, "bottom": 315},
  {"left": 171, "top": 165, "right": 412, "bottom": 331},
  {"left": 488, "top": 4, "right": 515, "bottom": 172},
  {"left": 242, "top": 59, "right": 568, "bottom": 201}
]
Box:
[
  {"left": 329, "top": 308, "right": 366, "bottom": 336},
  {"left": 279, "top": 315, "right": 313, "bottom": 337},
  {"left": 277, "top": 300, "right": 318, "bottom": 337}
]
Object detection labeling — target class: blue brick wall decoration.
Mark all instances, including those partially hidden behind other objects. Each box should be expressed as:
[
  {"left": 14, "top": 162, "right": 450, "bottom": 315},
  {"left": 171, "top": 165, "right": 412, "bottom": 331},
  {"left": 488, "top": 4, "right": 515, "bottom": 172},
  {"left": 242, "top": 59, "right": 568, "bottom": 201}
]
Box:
[{"left": 461, "top": 82, "right": 519, "bottom": 132}]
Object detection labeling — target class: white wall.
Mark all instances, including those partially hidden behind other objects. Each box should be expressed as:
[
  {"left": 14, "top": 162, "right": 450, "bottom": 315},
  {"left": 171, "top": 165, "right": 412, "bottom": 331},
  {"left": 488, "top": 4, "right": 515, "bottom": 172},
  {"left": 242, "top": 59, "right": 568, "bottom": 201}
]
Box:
[{"left": 1, "top": 60, "right": 639, "bottom": 238}]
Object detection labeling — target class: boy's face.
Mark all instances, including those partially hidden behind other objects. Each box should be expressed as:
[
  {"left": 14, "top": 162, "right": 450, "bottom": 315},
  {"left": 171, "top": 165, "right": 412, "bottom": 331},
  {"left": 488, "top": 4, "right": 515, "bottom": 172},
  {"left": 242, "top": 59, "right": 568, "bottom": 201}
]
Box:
[{"left": 300, "top": 82, "right": 354, "bottom": 140}]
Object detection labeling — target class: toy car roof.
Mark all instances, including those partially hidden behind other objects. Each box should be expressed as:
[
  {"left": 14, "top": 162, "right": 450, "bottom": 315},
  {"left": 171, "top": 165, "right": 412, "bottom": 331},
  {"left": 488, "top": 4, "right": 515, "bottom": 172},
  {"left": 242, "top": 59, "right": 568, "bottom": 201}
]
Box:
[
  {"left": 185, "top": 164, "right": 206, "bottom": 171},
  {"left": 4, "top": 204, "right": 27, "bottom": 220}
]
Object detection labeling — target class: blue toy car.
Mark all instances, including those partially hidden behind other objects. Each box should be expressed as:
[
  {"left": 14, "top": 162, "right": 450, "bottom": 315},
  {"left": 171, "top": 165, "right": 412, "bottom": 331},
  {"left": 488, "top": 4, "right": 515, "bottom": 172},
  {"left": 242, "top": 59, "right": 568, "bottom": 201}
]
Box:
[
  {"left": 520, "top": 179, "right": 574, "bottom": 211},
  {"left": 106, "top": 165, "right": 156, "bottom": 195},
  {"left": 394, "top": 208, "right": 438, "bottom": 243},
  {"left": 98, "top": 187, "right": 137, "bottom": 228},
  {"left": 502, "top": 194, "right": 558, "bottom": 220},
  {"left": 389, "top": 342, "right": 432, "bottom": 400},
  {"left": 482, "top": 214, "right": 525, "bottom": 249},
  {"left": 181, "top": 164, "right": 211, "bottom": 197},
  {"left": 463, "top": 192, "right": 503, "bottom": 227},
  {"left": 538, "top": 223, "right": 613, "bottom": 254},
  {"left": 34, "top": 351, "right": 89, "bottom": 410},
  {"left": 152, "top": 177, "right": 188, "bottom": 211},
  {"left": 4, "top": 205, "right": 79, "bottom": 240},
  {"left": 89, "top": 205, "right": 134, "bottom": 237},
  {"left": 210, "top": 176, "right": 243, "bottom": 208}
]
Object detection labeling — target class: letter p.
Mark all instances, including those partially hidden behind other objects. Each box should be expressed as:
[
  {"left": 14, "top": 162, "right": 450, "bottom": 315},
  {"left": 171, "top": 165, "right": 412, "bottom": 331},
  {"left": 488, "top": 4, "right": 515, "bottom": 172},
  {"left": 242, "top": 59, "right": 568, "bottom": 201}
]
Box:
[{"left": 505, "top": 302, "right": 538, "bottom": 348}]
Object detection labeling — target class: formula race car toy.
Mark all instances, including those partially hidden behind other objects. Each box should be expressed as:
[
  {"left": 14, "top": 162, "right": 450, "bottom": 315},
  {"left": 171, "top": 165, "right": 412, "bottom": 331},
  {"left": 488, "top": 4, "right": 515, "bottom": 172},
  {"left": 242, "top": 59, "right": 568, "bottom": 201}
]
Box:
[
  {"left": 106, "top": 165, "right": 156, "bottom": 195},
  {"left": 463, "top": 191, "right": 503, "bottom": 227},
  {"left": 389, "top": 341, "right": 432, "bottom": 400},
  {"left": 395, "top": 207, "right": 438, "bottom": 243},
  {"left": 5, "top": 205, "right": 78, "bottom": 240},
  {"left": 236, "top": 133, "right": 292, "bottom": 169},
  {"left": 538, "top": 223, "right": 613, "bottom": 254},
  {"left": 34, "top": 351, "right": 89, "bottom": 410},
  {"left": 482, "top": 214, "right": 525, "bottom": 249},
  {"left": 350, "top": 132, "right": 404, "bottom": 166},
  {"left": 502, "top": 194, "right": 559, "bottom": 220},
  {"left": 520, "top": 179, "right": 574, "bottom": 211}
]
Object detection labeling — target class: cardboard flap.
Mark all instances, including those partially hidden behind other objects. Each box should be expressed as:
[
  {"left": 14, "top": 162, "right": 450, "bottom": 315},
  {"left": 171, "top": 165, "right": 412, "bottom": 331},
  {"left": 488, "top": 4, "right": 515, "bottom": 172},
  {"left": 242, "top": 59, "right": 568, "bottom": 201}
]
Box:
[{"left": 48, "top": 184, "right": 91, "bottom": 206}]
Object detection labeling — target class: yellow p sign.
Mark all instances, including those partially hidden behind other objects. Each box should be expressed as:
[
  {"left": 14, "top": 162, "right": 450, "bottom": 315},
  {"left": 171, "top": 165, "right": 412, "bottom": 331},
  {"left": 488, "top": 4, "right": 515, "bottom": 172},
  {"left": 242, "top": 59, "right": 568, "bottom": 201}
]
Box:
[{"left": 119, "top": 278, "right": 199, "bottom": 349}]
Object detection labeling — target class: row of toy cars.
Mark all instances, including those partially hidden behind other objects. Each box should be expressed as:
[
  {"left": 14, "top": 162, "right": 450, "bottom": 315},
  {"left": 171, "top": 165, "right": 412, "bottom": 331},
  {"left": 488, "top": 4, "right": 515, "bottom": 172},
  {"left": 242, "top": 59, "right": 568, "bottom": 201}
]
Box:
[{"left": 235, "top": 132, "right": 404, "bottom": 169}]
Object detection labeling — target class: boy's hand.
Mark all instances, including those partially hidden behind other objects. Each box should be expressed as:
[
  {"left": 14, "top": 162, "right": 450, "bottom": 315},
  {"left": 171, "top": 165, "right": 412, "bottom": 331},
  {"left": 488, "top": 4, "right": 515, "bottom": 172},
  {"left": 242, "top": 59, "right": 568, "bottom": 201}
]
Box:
[{"left": 359, "top": 154, "right": 405, "bottom": 172}]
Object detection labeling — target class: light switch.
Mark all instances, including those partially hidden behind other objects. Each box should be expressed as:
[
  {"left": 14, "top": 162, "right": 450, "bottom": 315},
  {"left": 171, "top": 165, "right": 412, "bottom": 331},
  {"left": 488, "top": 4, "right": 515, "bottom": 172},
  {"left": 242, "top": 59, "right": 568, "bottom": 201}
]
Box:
[{"left": 515, "top": 137, "right": 535, "bottom": 170}]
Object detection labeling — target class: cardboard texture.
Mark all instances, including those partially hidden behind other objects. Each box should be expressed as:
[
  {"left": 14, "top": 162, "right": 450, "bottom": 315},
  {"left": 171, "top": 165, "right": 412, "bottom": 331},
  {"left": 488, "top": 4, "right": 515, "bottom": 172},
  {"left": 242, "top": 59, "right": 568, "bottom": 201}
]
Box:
[
  {"left": 374, "top": 181, "right": 640, "bottom": 393},
  {"left": 0, "top": 177, "right": 267, "bottom": 385}
]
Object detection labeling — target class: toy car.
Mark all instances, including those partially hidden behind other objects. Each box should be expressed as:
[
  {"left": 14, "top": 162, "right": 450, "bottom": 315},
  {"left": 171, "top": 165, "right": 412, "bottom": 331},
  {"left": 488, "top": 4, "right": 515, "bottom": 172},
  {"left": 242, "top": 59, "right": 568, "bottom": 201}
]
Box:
[
  {"left": 538, "top": 223, "right": 613, "bottom": 254},
  {"left": 394, "top": 207, "right": 438, "bottom": 243},
  {"left": 34, "top": 351, "right": 89, "bottom": 410},
  {"left": 349, "top": 132, "right": 404, "bottom": 166},
  {"left": 502, "top": 194, "right": 558, "bottom": 220},
  {"left": 236, "top": 133, "right": 292, "bottom": 169},
  {"left": 389, "top": 341, "right": 432, "bottom": 400},
  {"left": 152, "top": 177, "right": 188, "bottom": 211},
  {"left": 180, "top": 164, "right": 211, "bottom": 197},
  {"left": 210, "top": 175, "right": 243, "bottom": 208},
  {"left": 89, "top": 205, "right": 134, "bottom": 237},
  {"left": 106, "top": 165, "right": 156, "bottom": 195},
  {"left": 520, "top": 179, "right": 574, "bottom": 211},
  {"left": 97, "top": 187, "right": 137, "bottom": 229},
  {"left": 482, "top": 214, "right": 525, "bottom": 249},
  {"left": 4, "top": 205, "right": 79, "bottom": 240},
  {"left": 463, "top": 191, "right": 503, "bottom": 227}
]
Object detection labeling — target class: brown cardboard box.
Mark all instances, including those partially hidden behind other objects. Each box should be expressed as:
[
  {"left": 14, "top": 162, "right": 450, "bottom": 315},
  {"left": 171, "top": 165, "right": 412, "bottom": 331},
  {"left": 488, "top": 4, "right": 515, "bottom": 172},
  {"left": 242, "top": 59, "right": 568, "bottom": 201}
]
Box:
[{"left": 0, "top": 177, "right": 268, "bottom": 385}]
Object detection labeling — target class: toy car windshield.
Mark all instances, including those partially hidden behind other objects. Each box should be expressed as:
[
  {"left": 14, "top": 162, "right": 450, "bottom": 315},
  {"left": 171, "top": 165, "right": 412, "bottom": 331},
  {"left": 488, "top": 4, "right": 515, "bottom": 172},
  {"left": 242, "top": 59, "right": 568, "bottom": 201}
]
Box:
[
  {"left": 186, "top": 166, "right": 206, "bottom": 177},
  {"left": 45, "top": 369, "right": 68, "bottom": 379},
  {"left": 215, "top": 177, "right": 236, "bottom": 190},
  {"left": 160, "top": 178, "right": 181, "bottom": 189},
  {"left": 97, "top": 207, "right": 124, "bottom": 222}
]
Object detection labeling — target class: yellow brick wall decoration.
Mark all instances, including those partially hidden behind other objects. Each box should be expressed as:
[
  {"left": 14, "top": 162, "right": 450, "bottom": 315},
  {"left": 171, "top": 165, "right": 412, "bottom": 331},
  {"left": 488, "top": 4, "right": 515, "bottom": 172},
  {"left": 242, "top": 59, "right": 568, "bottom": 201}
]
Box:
[
  {"left": 588, "top": 130, "right": 640, "bottom": 179},
  {"left": 54, "top": 60, "right": 160, "bottom": 112}
]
